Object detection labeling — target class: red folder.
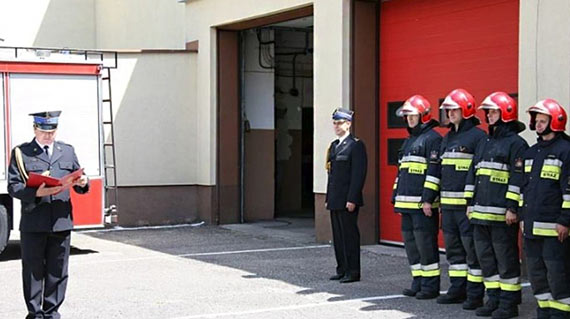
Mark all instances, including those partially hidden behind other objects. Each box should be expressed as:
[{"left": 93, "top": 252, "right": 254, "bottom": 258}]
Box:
[{"left": 26, "top": 168, "right": 84, "bottom": 188}]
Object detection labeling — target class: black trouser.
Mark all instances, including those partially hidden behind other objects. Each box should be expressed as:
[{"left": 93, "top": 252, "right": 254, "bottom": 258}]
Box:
[
  {"left": 401, "top": 211, "right": 440, "bottom": 294},
  {"left": 442, "top": 209, "right": 484, "bottom": 300},
  {"left": 21, "top": 231, "right": 71, "bottom": 319},
  {"left": 473, "top": 224, "right": 521, "bottom": 309},
  {"left": 525, "top": 236, "right": 570, "bottom": 319},
  {"left": 331, "top": 208, "right": 360, "bottom": 277}
]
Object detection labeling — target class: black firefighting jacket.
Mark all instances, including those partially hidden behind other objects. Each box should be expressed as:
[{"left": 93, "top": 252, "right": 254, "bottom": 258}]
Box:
[
  {"left": 465, "top": 121, "right": 529, "bottom": 226},
  {"left": 423, "top": 118, "right": 486, "bottom": 210},
  {"left": 521, "top": 133, "right": 570, "bottom": 238},
  {"left": 392, "top": 119, "right": 442, "bottom": 214}
]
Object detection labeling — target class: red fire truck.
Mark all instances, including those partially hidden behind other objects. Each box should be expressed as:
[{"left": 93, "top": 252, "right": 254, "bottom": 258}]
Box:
[{"left": 0, "top": 46, "right": 118, "bottom": 254}]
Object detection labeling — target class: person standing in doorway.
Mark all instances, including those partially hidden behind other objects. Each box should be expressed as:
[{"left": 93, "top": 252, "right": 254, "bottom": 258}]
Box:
[
  {"left": 7, "top": 111, "right": 90, "bottom": 319},
  {"left": 326, "top": 107, "right": 367, "bottom": 283},
  {"left": 392, "top": 95, "right": 442, "bottom": 300}
]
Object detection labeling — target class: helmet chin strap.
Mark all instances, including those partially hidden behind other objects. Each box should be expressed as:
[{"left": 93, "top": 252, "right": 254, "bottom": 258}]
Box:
[{"left": 537, "top": 126, "right": 553, "bottom": 136}]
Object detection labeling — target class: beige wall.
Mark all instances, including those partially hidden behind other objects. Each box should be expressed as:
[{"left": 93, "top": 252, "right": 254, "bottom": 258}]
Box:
[
  {"left": 184, "top": 0, "right": 351, "bottom": 192},
  {"left": 110, "top": 52, "right": 197, "bottom": 186},
  {"left": 519, "top": 0, "right": 570, "bottom": 142},
  {"left": 0, "top": 0, "right": 96, "bottom": 48},
  {"left": 95, "top": 0, "right": 186, "bottom": 50}
]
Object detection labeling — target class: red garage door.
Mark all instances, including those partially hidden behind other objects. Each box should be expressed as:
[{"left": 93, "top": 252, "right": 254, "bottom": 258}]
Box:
[{"left": 379, "top": 0, "right": 519, "bottom": 244}]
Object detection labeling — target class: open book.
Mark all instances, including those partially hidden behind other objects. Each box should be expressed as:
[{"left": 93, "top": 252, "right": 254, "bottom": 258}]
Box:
[{"left": 26, "top": 168, "right": 84, "bottom": 188}]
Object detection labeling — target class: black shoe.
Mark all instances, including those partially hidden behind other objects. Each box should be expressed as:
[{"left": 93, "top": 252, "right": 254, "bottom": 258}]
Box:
[
  {"left": 402, "top": 288, "right": 418, "bottom": 297},
  {"left": 339, "top": 275, "right": 360, "bottom": 283},
  {"left": 416, "top": 291, "right": 440, "bottom": 300},
  {"left": 437, "top": 293, "right": 466, "bottom": 304},
  {"left": 329, "top": 274, "right": 344, "bottom": 281},
  {"left": 463, "top": 298, "right": 484, "bottom": 310},
  {"left": 491, "top": 307, "right": 518, "bottom": 319},
  {"left": 476, "top": 300, "right": 499, "bottom": 317}
]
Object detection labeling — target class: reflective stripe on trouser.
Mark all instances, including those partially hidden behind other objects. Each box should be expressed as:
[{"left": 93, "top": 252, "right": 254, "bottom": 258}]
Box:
[
  {"left": 525, "top": 237, "right": 570, "bottom": 315},
  {"left": 401, "top": 212, "right": 440, "bottom": 294},
  {"left": 442, "top": 209, "right": 484, "bottom": 299},
  {"left": 474, "top": 224, "right": 521, "bottom": 307}
]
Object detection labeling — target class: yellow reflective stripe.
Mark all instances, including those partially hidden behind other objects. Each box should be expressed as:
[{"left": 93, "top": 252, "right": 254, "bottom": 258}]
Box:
[
  {"left": 470, "top": 212, "right": 506, "bottom": 222},
  {"left": 424, "top": 181, "right": 439, "bottom": 191},
  {"left": 467, "top": 274, "right": 483, "bottom": 283},
  {"left": 519, "top": 198, "right": 524, "bottom": 207},
  {"left": 442, "top": 158, "right": 472, "bottom": 171},
  {"left": 422, "top": 269, "right": 441, "bottom": 277},
  {"left": 550, "top": 300, "right": 570, "bottom": 312},
  {"left": 538, "top": 300, "right": 550, "bottom": 309},
  {"left": 525, "top": 165, "right": 532, "bottom": 173},
  {"left": 505, "top": 192, "right": 520, "bottom": 202},
  {"left": 541, "top": 165, "right": 561, "bottom": 180},
  {"left": 441, "top": 198, "right": 467, "bottom": 205},
  {"left": 464, "top": 191, "right": 474, "bottom": 199},
  {"left": 400, "top": 162, "right": 428, "bottom": 174},
  {"left": 533, "top": 228, "right": 558, "bottom": 237},
  {"left": 395, "top": 202, "right": 422, "bottom": 209},
  {"left": 500, "top": 282, "right": 522, "bottom": 291},
  {"left": 449, "top": 270, "right": 468, "bottom": 277},
  {"left": 563, "top": 201, "right": 570, "bottom": 209},
  {"left": 484, "top": 281, "right": 500, "bottom": 289},
  {"left": 411, "top": 270, "right": 421, "bottom": 277},
  {"left": 393, "top": 183, "right": 398, "bottom": 190},
  {"left": 476, "top": 168, "right": 510, "bottom": 184}
]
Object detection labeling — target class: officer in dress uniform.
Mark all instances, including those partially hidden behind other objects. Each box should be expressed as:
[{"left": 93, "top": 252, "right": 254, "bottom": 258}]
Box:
[
  {"left": 465, "top": 92, "right": 528, "bottom": 319},
  {"left": 326, "top": 107, "right": 367, "bottom": 283},
  {"left": 521, "top": 99, "right": 570, "bottom": 319},
  {"left": 7, "top": 111, "right": 89, "bottom": 319},
  {"left": 392, "top": 95, "right": 442, "bottom": 300}
]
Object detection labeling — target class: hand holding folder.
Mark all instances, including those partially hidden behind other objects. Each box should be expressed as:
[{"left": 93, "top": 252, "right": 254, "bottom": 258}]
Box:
[{"left": 26, "top": 168, "right": 84, "bottom": 188}]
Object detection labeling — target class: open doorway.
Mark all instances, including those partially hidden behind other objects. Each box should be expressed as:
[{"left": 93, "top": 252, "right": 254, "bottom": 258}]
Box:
[{"left": 241, "top": 16, "right": 314, "bottom": 221}]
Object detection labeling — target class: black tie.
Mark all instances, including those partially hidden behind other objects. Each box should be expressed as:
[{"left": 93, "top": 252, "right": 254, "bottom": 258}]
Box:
[{"left": 44, "top": 145, "right": 50, "bottom": 158}]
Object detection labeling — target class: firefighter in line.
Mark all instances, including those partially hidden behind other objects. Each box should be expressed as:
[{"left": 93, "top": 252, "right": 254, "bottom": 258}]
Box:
[
  {"left": 422, "top": 89, "right": 486, "bottom": 309},
  {"left": 392, "top": 95, "right": 442, "bottom": 300},
  {"left": 521, "top": 99, "right": 570, "bottom": 319},
  {"left": 465, "top": 92, "right": 528, "bottom": 318}
]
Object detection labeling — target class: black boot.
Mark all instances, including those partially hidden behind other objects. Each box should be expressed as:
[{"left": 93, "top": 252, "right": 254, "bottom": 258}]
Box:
[
  {"left": 329, "top": 274, "right": 344, "bottom": 280},
  {"left": 491, "top": 306, "right": 518, "bottom": 319},
  {"left": 475, "top": 300, "right": 499, "bottom": 317},
  {"left": 437, "top": 293, "right": 466, "bottom": 304},
  {"left": 402, "top": 288, "right": 418, "bottom": 297},
  {"left": 463, "top": 298, "right": 484, "bottom": 310},
  {"left": 416, "top": 291, "right": 440, "bottom": 300}
]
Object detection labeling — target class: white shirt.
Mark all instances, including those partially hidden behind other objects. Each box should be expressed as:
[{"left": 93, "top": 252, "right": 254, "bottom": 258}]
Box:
[
  {"left": 35, "top": 139, "right": 54, "bottom": 158},
  {"left": 337, "top": 131, "right": 350, "bottom": 145}
]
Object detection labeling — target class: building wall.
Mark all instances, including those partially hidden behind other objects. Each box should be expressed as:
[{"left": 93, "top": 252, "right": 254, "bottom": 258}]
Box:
[
  {"left": 0, "top": 0, "right": 96, "bottom": 48},
  {"left": 519, "top": 0, "right": 570, "bottom": 142},
  {"left": 184, "top": 0, "right": 351, "bottom": 191}
]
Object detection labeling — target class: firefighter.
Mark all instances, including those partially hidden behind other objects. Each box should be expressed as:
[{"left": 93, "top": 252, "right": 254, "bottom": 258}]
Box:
[
  {"left": 393, "top": 95, "right": 442, "bottom": 300},
  {"left": 7, "top": 111, "right": 90, "bottom": 319},
  {"left": 521, "top": 99, "right": 570, "bottom": 319},
  {"left": 465, "top": 92, "right": 528, "bottom": 318},
  {"left": 423, "top": 89, "right": 486, "bottom": 309}
]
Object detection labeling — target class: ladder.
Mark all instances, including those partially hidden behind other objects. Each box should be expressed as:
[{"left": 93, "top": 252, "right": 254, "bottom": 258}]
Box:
[{"left": 101, "top": 66, "right": 119, "bottom": 224}]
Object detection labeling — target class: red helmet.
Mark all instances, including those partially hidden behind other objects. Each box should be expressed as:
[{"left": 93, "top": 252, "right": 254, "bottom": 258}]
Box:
[
  {"left": 396, "top": 95, "right": 432, "bottom": 124},
  {"left": 440, "top": 89, "right": 477, "bottom": 119},
  {"left": 478, "top": 92, "right": 518, "bottom": 122},
  {"left": 527, "top": 99, "right": 567, "bottom": 132}
]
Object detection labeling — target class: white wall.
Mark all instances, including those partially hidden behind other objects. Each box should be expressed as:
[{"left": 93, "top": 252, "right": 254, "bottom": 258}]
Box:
[
  {"left": 110, "top": 53, "right": 197, "bottom": 186},
  {"left": 519, "top": 0, "right": 570, "bottom": 142},
  {"left": 0, "top": 0, "right": 96, "bottom": 48},
  {"left": 184, "top": 0, "right": 351, "bottom": 191}
]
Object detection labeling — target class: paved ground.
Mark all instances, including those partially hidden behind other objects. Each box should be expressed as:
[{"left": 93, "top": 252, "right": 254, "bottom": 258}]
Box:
[{"left": 0, "top": 219, "right": 536, "bottom": 318}]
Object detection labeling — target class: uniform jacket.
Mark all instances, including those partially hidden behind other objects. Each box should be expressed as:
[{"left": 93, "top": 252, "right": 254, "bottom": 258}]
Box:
[
  {"left": 423, "top": 118, "right": 486, "bottom": 210},
  {"left": 465, "top": 122, "right": 529, "bottom": 226},
  {"left": 7, "top": 139, "right": 90, "bottom": 232},
  {"left": 521, "top": 133, "right": 570, "bottom": 238},
  {"left": 326, "top": 134, "right": 367, "bottom": 210},
  {"left": 392, "top": 119, "right": 442, "bottom": 214}
]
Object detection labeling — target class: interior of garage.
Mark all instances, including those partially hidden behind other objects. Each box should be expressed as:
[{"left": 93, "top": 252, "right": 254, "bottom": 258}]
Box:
[{"left": 240, "top": 16, "right": 314, "bottom": 221}]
